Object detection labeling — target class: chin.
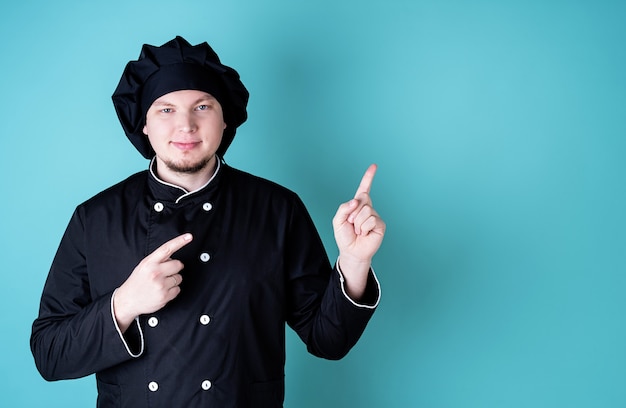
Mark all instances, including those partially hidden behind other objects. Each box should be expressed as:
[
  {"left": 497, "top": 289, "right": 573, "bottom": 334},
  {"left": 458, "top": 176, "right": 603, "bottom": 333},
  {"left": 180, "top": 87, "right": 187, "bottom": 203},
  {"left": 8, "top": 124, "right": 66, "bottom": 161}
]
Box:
[{"left": 164, "top": 156, "right": 213, "bottom": 174}]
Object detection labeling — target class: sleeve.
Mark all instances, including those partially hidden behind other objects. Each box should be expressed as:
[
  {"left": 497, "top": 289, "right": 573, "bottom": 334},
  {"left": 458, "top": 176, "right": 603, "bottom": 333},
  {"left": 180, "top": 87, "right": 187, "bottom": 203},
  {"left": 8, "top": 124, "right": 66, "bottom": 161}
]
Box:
[
  {"left": 30, "top": 207, "right": 144, "bottom": 381},
  {"left": 336, "top": 259, "right": 381, "bottom": 309},
  {"left": 285, "top": 196, "right": 381, "bottom": 360}
]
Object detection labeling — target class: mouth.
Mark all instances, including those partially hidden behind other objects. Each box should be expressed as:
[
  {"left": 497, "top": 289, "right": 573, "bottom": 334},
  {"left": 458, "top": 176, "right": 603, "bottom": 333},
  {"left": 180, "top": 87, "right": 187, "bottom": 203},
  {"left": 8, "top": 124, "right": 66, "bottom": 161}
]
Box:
[{"left": 171, "top": 141, "right": 200, "bottom": 151}]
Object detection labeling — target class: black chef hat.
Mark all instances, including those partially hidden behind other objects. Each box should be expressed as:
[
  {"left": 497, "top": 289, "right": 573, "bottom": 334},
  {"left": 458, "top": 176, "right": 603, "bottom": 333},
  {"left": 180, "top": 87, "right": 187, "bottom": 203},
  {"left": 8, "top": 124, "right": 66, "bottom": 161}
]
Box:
[{"left": 112, "top": 36, "right": 249, "bottom": 159}]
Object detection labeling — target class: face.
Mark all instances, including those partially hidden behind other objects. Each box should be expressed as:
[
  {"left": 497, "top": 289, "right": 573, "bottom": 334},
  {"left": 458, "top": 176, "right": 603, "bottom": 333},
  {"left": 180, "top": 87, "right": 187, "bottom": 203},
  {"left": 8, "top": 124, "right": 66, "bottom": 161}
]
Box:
[{"left": 143, "top": 89, "right": 227, "bottom": 176}]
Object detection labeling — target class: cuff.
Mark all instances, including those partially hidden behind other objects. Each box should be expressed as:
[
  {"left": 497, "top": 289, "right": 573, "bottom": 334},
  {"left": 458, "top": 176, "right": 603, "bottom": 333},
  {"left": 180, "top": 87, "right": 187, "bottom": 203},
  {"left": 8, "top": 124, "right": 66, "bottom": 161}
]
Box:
[
  {"left": 111, "top": 289, "right": 144, "bottom": 358},
  {"left": 336, "top": 258, "right": 381, "bottom": 309}
]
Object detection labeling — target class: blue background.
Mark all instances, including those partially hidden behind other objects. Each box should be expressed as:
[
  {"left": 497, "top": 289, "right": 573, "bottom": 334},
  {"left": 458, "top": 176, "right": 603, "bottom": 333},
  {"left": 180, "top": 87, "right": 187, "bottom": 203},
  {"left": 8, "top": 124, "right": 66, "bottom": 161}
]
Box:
[{"left": 1, "top": 0, "right": 625, "bottom": 406}]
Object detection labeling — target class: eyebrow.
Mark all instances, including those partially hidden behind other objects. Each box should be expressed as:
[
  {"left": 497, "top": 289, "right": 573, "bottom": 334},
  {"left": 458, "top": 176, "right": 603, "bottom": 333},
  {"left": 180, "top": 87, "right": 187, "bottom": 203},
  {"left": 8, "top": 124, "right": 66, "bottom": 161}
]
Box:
[
  {"left": 151, "top": 101, "right": 176, "bottom": 107},
  {"left": 152, "top": 94, "right": 217, "bottom": 107},
  {"left": 193, "top": 95, "right": 218, "bottom": 104}
]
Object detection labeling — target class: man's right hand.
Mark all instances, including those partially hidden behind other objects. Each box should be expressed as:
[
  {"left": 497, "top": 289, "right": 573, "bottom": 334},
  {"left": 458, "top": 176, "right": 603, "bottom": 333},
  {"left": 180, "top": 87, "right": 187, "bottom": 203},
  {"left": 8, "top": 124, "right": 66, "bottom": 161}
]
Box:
[{"left": 113, "top": 233, "right": 193, "bottom": 333}]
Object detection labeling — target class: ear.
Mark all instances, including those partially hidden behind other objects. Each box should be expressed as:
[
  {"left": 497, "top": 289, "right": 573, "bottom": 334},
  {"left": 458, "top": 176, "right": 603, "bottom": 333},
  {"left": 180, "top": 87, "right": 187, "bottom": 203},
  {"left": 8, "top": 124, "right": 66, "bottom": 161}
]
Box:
[{"left": 143, "top": 125, "right": 148, "bottom": 135}]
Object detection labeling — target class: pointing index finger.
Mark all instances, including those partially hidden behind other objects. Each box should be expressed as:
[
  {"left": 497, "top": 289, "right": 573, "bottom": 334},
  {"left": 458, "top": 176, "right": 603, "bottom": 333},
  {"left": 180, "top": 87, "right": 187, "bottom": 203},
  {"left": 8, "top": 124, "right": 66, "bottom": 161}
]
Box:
[
  {"left": 354, "top": 164, "right": 378, "bottom": 198},
  {"left": 152, "top": 233, "right": 193, "bottom": 262}
]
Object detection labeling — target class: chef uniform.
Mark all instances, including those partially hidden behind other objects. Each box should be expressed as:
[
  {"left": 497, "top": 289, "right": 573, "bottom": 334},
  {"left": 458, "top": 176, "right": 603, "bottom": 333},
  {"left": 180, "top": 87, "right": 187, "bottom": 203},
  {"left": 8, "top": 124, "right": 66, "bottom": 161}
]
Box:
[{"left": 31, "top": 36, "right": 380, "bottom": 407}]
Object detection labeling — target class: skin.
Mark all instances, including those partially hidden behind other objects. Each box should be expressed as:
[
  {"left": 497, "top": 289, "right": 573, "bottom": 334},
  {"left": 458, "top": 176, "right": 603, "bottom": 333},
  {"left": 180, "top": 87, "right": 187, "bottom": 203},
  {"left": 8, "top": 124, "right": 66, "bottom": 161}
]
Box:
[
  {"left": 113, "top": 89, "right": 386, "bottom": 332},
  {"left": 333, "top": 163, "right": 385, "bottom": 300},
  {"left": 143, "top": 89, "right": 227, "bottom": 191}
]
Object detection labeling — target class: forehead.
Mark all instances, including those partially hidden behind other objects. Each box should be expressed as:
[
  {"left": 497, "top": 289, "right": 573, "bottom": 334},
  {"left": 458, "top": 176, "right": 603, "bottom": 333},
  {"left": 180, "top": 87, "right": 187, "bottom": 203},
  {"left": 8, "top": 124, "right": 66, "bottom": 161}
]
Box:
[{"left": 151, "top": 89, "right": 219, "bottom": 106}]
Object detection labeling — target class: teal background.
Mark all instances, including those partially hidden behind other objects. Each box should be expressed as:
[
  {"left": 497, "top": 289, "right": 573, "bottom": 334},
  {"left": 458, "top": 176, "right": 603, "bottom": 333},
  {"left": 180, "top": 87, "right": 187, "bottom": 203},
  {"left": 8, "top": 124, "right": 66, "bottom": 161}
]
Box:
[{"left": 1, "top": 0, "right": 625, "bottom": 406}]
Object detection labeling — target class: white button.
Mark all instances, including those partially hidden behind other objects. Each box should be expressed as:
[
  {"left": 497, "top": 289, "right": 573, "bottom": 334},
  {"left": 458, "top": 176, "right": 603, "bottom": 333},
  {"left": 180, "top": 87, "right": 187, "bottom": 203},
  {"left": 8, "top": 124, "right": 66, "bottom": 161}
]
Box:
[
  {"left": 200, "top": 315, "right": 211, "bottom": 325},
  {"left": 154, "top": 202, "right": 164, "bottom": 212},
  {"left": 201, "top": 380, "right": 212, "bottom": 390},
  {"left": 200, "top": 253, "right": 211, "bottom": 262},
  {"left": 202, "top": 202, "right": 213, "bottom": 211},
  {"left": 148, "top": 381, "right": 159, "bottom": 392},
  {"left": 148, "top": 317, "right": 159, "bottom": 327}
]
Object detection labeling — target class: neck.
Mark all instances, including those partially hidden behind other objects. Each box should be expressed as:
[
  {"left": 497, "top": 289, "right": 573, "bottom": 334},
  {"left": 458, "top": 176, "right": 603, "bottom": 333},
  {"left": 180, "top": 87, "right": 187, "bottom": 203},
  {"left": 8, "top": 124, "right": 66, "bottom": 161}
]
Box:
[{"left": 152, "top": 155, "right": 219, "bottom": 192}]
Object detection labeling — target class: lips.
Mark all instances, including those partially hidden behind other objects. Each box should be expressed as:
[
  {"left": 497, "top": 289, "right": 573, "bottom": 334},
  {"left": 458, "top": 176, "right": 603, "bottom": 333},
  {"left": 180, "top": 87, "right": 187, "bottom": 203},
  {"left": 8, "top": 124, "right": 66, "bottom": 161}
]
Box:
[{"left": 171, "top": 141, "right": 200, "bottom": 151}]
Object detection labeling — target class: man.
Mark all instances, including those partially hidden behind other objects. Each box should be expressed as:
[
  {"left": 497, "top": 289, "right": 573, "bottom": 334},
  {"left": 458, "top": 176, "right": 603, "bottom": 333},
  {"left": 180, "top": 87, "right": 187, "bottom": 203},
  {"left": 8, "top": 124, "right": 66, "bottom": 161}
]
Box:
[{"left": 31, "top": 36, "right": 384, "bottom": 407}]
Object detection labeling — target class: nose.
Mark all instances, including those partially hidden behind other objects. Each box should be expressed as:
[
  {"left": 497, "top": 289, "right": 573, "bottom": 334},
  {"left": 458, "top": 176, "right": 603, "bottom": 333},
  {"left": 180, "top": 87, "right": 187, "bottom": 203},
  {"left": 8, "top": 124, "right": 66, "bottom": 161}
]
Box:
[{"left": 177, "top": 112, "right": 197, "bottom": 133}]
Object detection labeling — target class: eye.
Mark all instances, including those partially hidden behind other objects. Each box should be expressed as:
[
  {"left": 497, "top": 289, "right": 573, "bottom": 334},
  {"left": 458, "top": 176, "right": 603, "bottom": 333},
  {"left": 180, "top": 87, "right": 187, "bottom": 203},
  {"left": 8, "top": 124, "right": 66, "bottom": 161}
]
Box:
[
  {"left": 160, "top": 108, "right": 173, "bottom": 113},
  {"left": 196, "top": 104, "right": 210, "bottom": 111}
]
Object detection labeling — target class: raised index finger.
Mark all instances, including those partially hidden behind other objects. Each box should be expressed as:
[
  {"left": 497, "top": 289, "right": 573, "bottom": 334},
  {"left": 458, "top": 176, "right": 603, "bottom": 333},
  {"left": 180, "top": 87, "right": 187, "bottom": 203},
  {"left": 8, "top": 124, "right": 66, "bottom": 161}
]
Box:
[
  {"left": 151, "top": 233, "right": 193, "bottom": 263},
  {"left": 354, "top": 164, "right": 378, "bottom": 198}
]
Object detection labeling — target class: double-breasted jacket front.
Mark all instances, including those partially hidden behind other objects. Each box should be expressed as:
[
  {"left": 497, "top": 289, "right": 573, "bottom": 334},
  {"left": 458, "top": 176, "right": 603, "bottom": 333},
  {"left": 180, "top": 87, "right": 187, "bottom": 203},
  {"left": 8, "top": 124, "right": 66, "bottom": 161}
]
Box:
[{"left": 31, "top": 160, "right": 380, "bottom": 407}]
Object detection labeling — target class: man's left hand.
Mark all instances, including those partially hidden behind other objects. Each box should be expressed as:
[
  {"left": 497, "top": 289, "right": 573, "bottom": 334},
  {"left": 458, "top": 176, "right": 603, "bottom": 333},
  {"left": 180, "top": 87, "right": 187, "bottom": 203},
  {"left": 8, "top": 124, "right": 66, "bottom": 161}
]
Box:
[{"left": 332, "top": 164, "right": 386, "bottom": 299}]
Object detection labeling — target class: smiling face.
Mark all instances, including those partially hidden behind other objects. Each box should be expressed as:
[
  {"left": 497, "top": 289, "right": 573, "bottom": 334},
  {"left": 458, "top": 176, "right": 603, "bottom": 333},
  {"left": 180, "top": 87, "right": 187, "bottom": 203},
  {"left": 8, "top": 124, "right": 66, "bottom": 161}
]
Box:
[{"left": 143, "top": 89, "right": 227, "bottom": 182}]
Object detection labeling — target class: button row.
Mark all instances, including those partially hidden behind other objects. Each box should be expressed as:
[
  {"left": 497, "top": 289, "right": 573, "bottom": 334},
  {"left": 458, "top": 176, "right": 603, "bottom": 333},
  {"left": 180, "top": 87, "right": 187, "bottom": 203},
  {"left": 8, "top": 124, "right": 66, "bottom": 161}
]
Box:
[
  {"left": 146, "top": 200, "right": 215, "bottom": 394},
  {"left": 147, "top": 314, "right": 211, "bottom": 328},
  {"left": 148, "top": 380, "right": 212, "bottom": 392},
  {"left": 153, "top": 202, "right": 214, "bottom": 213}
]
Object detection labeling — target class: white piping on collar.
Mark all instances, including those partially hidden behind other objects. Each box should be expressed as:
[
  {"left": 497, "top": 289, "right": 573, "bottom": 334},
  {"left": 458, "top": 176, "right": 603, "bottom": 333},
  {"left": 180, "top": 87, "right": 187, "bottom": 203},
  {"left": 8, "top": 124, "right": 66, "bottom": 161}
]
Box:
[{"left": 149, "top": 156, "right": 221, "bottom": 204}]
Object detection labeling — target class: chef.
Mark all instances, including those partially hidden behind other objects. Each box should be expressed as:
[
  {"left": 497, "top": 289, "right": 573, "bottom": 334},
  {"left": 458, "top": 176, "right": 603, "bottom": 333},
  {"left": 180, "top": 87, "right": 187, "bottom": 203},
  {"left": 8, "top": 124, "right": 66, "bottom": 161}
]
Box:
[{"left": 31, "top": 36, "right": 384, "bottom": 407}]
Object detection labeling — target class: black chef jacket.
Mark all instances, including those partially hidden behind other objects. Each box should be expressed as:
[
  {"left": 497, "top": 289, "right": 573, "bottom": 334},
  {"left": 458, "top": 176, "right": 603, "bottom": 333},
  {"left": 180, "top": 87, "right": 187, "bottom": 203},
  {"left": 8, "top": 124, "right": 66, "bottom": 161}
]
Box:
[{"left": 31, "top": 159, "right": 380, "bottom": 407}]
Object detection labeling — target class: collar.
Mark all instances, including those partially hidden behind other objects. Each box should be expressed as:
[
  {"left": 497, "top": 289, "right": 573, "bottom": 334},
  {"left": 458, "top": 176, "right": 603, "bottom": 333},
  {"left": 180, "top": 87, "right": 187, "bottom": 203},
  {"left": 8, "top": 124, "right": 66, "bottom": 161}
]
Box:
[{"left": 147, "top": 156, "right": 222, "bottom": 203}]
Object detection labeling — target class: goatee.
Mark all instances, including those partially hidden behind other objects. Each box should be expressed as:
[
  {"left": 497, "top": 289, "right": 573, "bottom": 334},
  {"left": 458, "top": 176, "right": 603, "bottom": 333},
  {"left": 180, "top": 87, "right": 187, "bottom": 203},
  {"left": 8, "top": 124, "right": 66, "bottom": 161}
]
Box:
[{"left": 163, "top": 157, "right": 212, "bottom": 174}]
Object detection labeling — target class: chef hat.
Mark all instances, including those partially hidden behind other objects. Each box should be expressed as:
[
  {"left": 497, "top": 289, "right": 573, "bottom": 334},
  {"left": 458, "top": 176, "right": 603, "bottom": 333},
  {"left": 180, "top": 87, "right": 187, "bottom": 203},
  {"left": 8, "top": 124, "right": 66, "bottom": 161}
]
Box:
[{"left": 112, "top": 36, "right": 249, "bottom": 159}]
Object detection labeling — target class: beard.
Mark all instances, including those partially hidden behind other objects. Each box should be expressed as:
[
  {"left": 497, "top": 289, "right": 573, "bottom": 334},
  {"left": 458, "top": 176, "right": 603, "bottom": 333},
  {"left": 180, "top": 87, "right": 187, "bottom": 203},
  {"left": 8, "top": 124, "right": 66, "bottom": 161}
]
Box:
[{"left": 162, "top": 155, "right": 213, "bottom": 174}]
